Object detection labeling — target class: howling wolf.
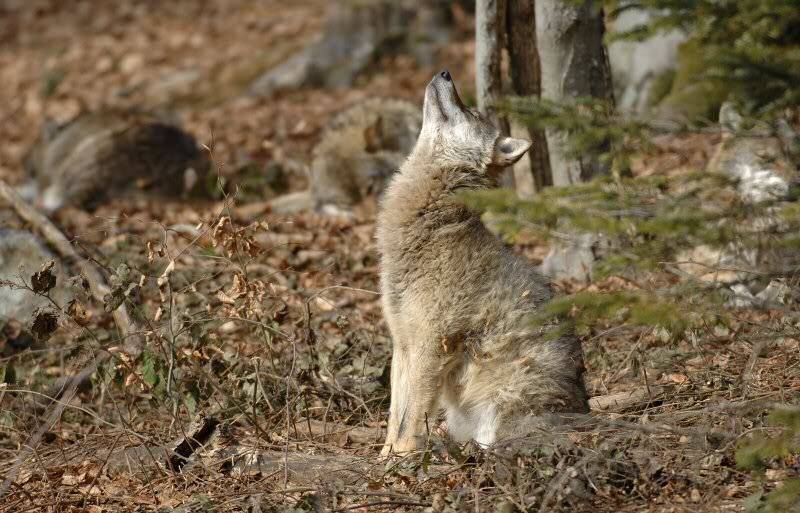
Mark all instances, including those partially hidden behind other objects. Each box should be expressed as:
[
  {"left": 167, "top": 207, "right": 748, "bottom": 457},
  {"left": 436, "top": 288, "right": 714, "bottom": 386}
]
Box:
[{"left": 377, "top": 70, "right": 589, "bottom": 454}]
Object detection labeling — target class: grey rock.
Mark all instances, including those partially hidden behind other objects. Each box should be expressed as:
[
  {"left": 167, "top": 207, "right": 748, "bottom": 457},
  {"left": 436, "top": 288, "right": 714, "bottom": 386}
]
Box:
[
  {"left": 608, "top": 10, "right": 685, "bottom": 113},
  {"left": 0, "top": 230, "right": 72, "bottom": 322},
  {"left": 675, "top": 244, "right": 754, "bottom": 285},
  {"left": 540, "top": 233, "right": 600, "bottom": 283},
  {"left": 756, "top": 280, "right": 791, "bottom": 308},
  {"left": 249, "top": 50, "right": 313, "bottom": 97},
  {"left": 142, "top": 68, "right": 201, "bottom": 105},
  {"left": 249, "top": 0, "right": 452, "bottom": 96},
  {"left": 725, "top": 283, "right": 758, "bottom": 309},
  {"left": 710, "top": 102, "right": 795, "bottom": 204},
  {"left": 266, "top": 190, "right": 313, "bottom": 215}
]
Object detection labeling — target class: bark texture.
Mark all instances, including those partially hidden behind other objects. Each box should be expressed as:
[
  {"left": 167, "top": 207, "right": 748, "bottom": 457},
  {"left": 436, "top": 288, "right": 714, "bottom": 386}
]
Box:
[
  {"left": 535, "top": 0, "right": 613, "bottom": 186},
  {"left": 506, "top": 0, "right": 551, "bottom": 195},
  {"left": 477, "top": 0, "right": 515, "bottom": 187},
  {"left": 475, "top": 0, "right": 509, "bottom": 134}
]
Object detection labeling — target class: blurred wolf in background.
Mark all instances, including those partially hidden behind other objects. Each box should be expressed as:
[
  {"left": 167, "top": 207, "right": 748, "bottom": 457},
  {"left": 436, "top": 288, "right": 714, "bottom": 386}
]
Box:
[
  {"left": 268, "top": 98, "right": 421, "bottom": 216},
  {"left": 21, "top": 110, "right": 210, "bottom": 212},
  {"left": 377, "top": 71, "right": 589, "bottom": 454},
  {"left": 311, "top": 97, "right": 421, "bottom": 212}
]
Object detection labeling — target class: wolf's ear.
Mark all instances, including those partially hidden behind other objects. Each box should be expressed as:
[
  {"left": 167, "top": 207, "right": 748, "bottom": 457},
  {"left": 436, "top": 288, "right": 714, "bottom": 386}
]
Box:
[
  {"left": 364, "top": 115, "right": 384, "bottom": 153},
  {"left": 491, "top": 137, "right": 531, "bottom": 167}
]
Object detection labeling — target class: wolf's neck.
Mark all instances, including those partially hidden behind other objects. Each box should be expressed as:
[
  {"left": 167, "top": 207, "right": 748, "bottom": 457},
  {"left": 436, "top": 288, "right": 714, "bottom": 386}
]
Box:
[
  {"left": 386, "top": 163, "right": 491, "bottom": 228},
  {"left": 414, "top": 161, "right": 492, "bottom": 194}
]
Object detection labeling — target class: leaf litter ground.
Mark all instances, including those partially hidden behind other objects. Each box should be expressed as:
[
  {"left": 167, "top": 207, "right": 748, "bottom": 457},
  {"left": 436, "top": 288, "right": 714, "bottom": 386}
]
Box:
[{"left": 0, "top": 1, "right": 797, "bottom": 512}]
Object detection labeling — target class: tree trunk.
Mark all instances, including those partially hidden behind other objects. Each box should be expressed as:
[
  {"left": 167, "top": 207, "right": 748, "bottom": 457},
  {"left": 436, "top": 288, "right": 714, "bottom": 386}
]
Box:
[
  {"left": 535, "top": 0, "right": 614, "bottom": 282},
  {"left": 535, "top": 0, "right": 613, "bottom": 186},
  {"left": 475, "top": 0, "right": 514, "bottom": 187},
  {"left": 475, "top": 0, "right": 509, "bottom": 133},
  {"left": 506, "top": 0, "right": 551, "bottom": 196}
]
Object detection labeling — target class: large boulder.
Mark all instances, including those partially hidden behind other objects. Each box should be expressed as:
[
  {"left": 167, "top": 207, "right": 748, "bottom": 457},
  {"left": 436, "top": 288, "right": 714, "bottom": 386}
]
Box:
[
  {"left": 249, "top": 0, "right": 453, "bottom": 96},
  {"left": 608, "top": 9, "right": 686, "bottom": 114},
  {"left": 21, "top": 109, "right": 210, "bottom": 212}
]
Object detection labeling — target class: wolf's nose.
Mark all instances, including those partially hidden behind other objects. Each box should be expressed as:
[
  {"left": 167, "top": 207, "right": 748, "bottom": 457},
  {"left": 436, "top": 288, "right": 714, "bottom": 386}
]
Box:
[{"left": 439, "top": 70, "right": 451, "bottom": 82}]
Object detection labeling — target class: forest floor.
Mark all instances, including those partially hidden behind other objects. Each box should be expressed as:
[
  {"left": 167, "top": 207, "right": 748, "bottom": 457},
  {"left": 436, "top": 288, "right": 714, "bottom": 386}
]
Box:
[{"left": 0, "top": 1, "right": 798, "bottom": 512}]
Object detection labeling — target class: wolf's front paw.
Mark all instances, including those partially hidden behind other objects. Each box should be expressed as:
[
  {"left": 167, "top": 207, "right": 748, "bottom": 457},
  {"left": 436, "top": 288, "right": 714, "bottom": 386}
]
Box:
[
  {"left": 385, "top": 435, "right": 424, "bottom": 455},
  {"left": 379, "top": 443, "right": 394, "bottom": 457}
]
